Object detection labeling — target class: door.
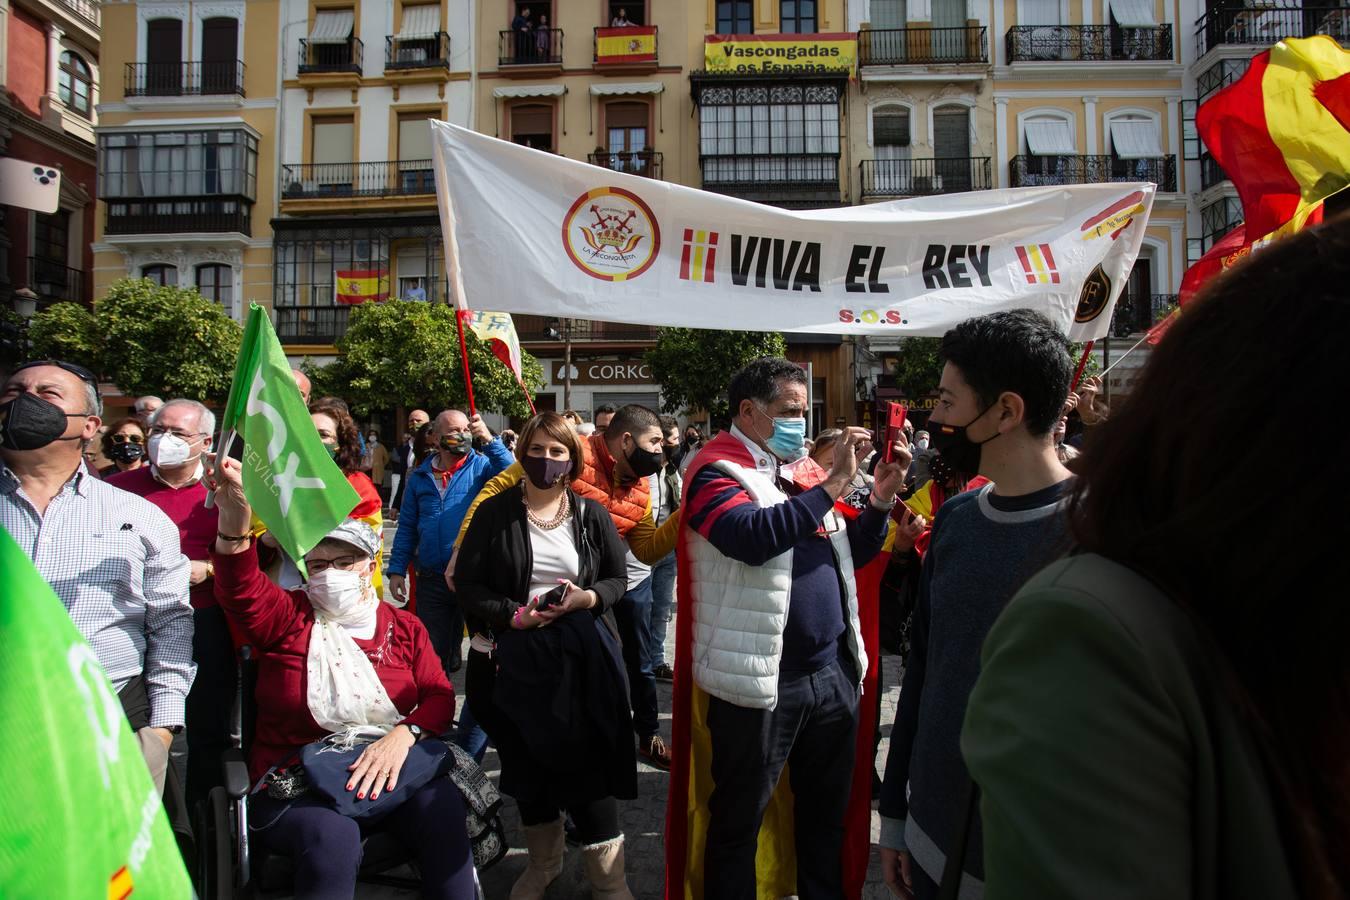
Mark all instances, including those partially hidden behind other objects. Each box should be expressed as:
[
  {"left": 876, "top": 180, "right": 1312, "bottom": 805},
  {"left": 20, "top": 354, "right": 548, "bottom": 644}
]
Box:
[
  {"left": 201, "top": 18, "right": 238, "bottom": 93},
  {"left": 510, "top": 104, "right": 554, "bottom": 152},
  {"left": 932, "top": 106, "right": 971, "bottom": 191},
  {"left": 312, "top": 118, "right": 355, "bottom": 194},
  {"left": 869, "top": 0, "right": 907, "bottom": 61},
  {"left": 872, "top": 107, "right": 911, "bottom": 193},
  {"left": 146, "top": 18, "right": 183, "bottom": 95},
  {"left": 605, "top": 102, "right": 649, "bottom": 175},
  {"left": 1123, "top": 258, "right": 1152, "bottom": 333},
  {"left": 931, "top": 0, "right": 965, "bottom": 58}
]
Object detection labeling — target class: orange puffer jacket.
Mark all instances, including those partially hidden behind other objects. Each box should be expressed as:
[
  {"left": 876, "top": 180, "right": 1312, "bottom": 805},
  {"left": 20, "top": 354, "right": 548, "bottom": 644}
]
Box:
[{"left": 575, "top": 432, "right": 649, "bottom": 537}]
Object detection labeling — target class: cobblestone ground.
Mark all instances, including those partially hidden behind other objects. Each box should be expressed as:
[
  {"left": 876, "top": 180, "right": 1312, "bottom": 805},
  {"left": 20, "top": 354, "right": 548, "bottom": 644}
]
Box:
[{"left": 314, "top": 522, "right": 906, "bottom": 899}]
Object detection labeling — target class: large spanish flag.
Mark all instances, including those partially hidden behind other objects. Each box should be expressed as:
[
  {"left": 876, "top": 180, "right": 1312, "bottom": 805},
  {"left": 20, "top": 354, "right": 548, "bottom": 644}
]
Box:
[
  {"left": 335, "top": 268, "right": 390, "bottom": 305},
  {"left": 596, "top": 25, "right": 656, "bottom": 63}
]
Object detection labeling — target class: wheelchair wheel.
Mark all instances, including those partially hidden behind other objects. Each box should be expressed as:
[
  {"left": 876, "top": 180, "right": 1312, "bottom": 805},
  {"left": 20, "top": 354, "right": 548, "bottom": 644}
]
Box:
[{"left": 197, "top": 786, "right": 235, "bottom": 899}]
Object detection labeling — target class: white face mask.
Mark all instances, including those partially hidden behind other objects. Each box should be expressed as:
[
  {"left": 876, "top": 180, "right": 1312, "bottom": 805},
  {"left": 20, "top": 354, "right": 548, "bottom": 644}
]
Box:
[
  {"left": 306, "top": 567, "right": 375, "bottom": 625},
  {"left": 915, "top": 438, "right": 930, "bottom": 451},
  {"left": 147, "top": 432, "right": 197, "bottom": 468}
]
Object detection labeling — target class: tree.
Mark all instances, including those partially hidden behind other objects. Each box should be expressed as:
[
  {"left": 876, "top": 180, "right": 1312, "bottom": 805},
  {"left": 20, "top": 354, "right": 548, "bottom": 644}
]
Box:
[
  {"left": 889, "top": 337, "right": 944, "bottom": 401},
  {"left": 315, "top": 301, "right": 543, "bottom": 418},
  {"left": 646, "top": 328, "right": 786, "bottom": 425},
  {"left": 27, "top": 279, "right": 243, "bottom": 402}
]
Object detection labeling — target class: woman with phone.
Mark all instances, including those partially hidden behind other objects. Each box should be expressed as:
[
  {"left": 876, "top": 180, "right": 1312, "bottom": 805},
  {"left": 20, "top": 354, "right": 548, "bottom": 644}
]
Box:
[{"left": 454, "top": 411, "right": 636, "bottom": 899}]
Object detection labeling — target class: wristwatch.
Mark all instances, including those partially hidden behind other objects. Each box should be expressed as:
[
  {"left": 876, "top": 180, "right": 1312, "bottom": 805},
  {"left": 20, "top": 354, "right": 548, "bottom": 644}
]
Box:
[
  {"left": 404, "top": 723, "right": 424, "bottom": 741},
  {"left": 164, "top": 725, "right": 185, "bottom": 735}
]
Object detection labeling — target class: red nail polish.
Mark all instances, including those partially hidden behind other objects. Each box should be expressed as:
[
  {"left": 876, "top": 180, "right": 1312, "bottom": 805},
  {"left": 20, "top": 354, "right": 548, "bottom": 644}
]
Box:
[{"left": 358, "top": 792, "right": 365, "bottom": 799}]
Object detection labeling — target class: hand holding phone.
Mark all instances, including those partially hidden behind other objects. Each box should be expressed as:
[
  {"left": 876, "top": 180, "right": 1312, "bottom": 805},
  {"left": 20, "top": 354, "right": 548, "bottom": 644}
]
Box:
[
  {"left": 534, "top": 583, "right": 568, "bottom": 610},
  {"left": 882, "top": 402, "right": 908, "bottom": 465}
]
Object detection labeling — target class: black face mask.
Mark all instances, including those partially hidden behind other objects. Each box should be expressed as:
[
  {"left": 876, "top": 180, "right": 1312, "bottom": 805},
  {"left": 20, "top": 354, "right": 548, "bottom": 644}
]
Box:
[
  {"left": 108, "top": 441, "right": 145, "bottom": 464},
  {"left": 928, "top": 406, "right": 999, "bottom": 477},
  {"left": 625, "top": 438, "right": 665, "bottom": 478},
  {"left": 0, "top": 392, "right": 85, "bottom": 452},
  {"left": 663, "top": 444, "right": 680, "bottom": 463},
  {"left": 520, "top": 453, "right": 572, "bottom": 489}
]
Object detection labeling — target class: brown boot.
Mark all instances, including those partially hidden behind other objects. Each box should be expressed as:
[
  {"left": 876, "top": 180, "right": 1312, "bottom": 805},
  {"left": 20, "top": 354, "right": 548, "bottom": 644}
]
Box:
[
  {"left": 581, "top": 835, "right": 635, "bottom": 900},
  {"left": 510, "top": 817, "right": 565, "bottom": 900}
]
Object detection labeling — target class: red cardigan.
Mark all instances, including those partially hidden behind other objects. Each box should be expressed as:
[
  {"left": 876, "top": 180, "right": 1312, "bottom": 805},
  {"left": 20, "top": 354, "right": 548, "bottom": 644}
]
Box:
[{"left": 212, "top": 543, "right": 455, "bottom": 782}]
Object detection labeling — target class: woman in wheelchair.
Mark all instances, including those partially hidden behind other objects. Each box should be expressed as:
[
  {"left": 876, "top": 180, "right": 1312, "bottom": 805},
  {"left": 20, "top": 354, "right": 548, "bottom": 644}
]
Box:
[{"left": 209, "top": 455, "right": 475, "bottom": 899}]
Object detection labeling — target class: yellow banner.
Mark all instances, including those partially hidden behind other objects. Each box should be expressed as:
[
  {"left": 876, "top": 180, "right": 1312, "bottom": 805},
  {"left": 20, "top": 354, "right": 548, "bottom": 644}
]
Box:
[
  {"left": 596, "top": 25, "right": 656, "bottom": 62},
  {"left": 704, "top": 33, "right": 857, "bottom": 77}
]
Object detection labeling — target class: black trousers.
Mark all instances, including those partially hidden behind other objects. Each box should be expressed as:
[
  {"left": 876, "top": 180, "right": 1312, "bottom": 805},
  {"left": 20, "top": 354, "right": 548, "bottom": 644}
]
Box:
[
  {"left": 703, "top": 656, "right": 860, "bottom": 900},
  {"left": 186, "top": 604, "right": 237, "bottom": 813},
  {"left": 415, "top": 570, "right": 464, "bottom": 674}
]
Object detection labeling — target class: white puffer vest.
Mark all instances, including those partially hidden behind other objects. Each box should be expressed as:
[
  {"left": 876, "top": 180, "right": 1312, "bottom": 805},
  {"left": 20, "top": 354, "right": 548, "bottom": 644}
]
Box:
[{"left": 688, "top": 457, "right": 868, "bottom": 710}]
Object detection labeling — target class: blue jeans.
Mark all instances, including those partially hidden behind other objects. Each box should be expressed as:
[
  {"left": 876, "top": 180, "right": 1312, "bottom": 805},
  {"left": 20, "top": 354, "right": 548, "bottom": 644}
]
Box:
[
  {"left": 454, "top": 700, "right": 488, "bottom": 764},
  {"left": 612, "top": 575, "right": 659, "bottom": 739},
  {"left": 648, "top": 551, "right": 676, "bottom": 667}
]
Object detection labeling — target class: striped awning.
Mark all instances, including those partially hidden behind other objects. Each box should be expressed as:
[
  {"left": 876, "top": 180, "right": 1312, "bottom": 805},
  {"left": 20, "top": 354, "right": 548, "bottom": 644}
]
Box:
[
  {"left": 1109, "top": 0, "right": 1156, "bottom": 27},
  {"left": 492, "top": 84, "right": 566, "bottom": 98},
  {"left": 1025, "top": 119, "right": 1077, "bottom": 155},
  {"left": 399, "top": 4, "right": 438, "bottom": 37},
  {"left": 308, "top": 9, "right": 354, "bottom": 44},
  {"left": 589, "top": 82, "right": 664, "bottom": 96},
  {"left": 1110, "top": 119, "right": 1164, "bottom": 158}
]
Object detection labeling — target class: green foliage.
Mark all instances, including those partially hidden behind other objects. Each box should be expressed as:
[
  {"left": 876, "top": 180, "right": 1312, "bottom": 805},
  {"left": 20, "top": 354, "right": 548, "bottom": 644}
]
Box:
[
  {"left": 889, "top": 337, "right": 944, "bottom": 400},
  {"left": 313, "top": 301, "right": 543, "bottom": 418},
  {"left": 646, "top": 328, "right": 787, "bottom": 424},
  {"left": 0, "top": 306, "right": 30, "bottom": 372},
  {"left": 1070, "top": 341, "right": 1102, "bottom": 381},
  {"left": 27, "top": 280, "right": 243, "bottom": 402}
]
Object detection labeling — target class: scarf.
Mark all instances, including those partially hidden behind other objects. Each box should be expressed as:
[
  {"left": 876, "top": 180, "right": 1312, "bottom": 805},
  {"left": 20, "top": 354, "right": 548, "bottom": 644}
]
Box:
[{"left": 305, "top": 610, "right": 402, "bottom": 750}]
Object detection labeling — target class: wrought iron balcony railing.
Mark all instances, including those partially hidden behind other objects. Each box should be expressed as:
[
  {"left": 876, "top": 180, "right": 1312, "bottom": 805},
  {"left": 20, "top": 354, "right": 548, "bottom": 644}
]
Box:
[
  {"left": 587, "top": 150, "right": 663, "bottom": 180},
  {"left": 1112, "top": 293, "right": 1177, "bottom": 336},
  {"left": 859, "top": 26, "right": 989, "bottom": 65},
  {"left": 124, "top": 61, "right": 246, "bottom": 97},
  {"left": 860, "top": 157, "right": 993, "bottom": 198},
  {"left": 27, "top": 257, "right": 84, "bottom": 303},
  {"left": 1195, "top": 6, "right": 1350, "bottom": 57},
  {"left": 1006, "top": 24, "right": 1173, "bottom": 61},
  {"left": 57, "top": 0, "right": 99, "bottom": 25},
  {"left": 274, "top": 303, "right": 351, "bottom": 345},
  {"left": 385, "top": 32, "right": 451, "bottom": 70},
  {"left": 1009, "top": 154, "right": 1177, "bottom": 191},
  {"left": 513, "top": 315, "right": 661, "bottom": 342},
  {"left": 105, "top": 197, "right": 253, "bottom": 235},
  {"left": 281, "top": 161, "right": 436, "bottom": 199},
  {"left": 499, "top": 28, "right": 563, "bottom": 65},
  {"left": 298, "top": 37, "right": 364, "bottom": 75},
  {"left": 700, "top": 154, "right": 840, "bottom": 188}
]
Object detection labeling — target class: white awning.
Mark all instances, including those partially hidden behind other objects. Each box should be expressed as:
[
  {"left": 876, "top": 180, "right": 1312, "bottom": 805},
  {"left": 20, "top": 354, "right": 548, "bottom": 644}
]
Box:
[
  {"left": 1109, "top": 0, "right": 1156, "bottom": 26},
  {"left": 492, "top": 84, "right": 567, "bottom": 99},
  {"left": 308, "top": 9, "right": 354, "bottom": 44},
  {"left": 1025, "top": 119, "right": 1076, "bottom": 155},
  {"left": 1110, "top": 119, "right": 1164, "bottom": 158},
  {"left": 589, "top": 82, "right": 664, "bottom": 96},
  {"left": 399, "top": 4, "right": 438, "bottom": 37}
]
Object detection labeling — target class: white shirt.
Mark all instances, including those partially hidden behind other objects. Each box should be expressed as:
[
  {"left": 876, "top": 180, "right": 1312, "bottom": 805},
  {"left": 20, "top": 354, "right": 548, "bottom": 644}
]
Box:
[{"left": 527, "top": 514, "right": 580, "bottom": 604}]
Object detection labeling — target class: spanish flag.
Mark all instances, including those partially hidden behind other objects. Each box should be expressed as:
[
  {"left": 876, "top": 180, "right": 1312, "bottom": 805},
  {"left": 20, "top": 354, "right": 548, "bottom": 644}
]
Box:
[
  {"left": 595, "top": 25, "right": 656, "bottom": 63},
  {"left": 335, "top": 268, "right": 390, "bottom": 305}
]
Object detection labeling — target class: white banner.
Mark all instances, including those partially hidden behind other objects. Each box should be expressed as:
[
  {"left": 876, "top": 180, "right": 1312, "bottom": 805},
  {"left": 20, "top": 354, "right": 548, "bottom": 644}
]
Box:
[{"left": 430, "top": 121, "right": 1155, "bottom": 340}]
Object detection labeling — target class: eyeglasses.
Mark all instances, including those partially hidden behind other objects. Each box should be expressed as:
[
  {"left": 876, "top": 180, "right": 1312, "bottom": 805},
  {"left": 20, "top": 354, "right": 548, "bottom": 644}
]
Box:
[
  {"left": 148, "top": 426, "right": 205, "bottom": 441},
  {"left": 11, "top": 360, "right": 100, "bottom": 396},
  {"left": 306, "top": 555, "right": 360, "bottom": 574},
  {"left": 111, "top": 433, "right": 145, "bottom": 445}
]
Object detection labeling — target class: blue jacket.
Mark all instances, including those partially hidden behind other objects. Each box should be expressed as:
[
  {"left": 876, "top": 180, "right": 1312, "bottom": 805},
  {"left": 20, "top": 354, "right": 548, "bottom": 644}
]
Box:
[{"left": 387, "top": 440, "right": 514, "bottom": 577}]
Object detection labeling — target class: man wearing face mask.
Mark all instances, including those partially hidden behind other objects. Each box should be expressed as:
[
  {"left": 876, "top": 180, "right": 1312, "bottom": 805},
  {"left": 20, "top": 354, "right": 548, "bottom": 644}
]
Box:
[
  {"left": 0, "top": 362, "right": 195, "bottom": 835},
  {"left": 877, "top": 310, "right": 1075, "bottom": 900},
  {"left": 666, "top": 356, "right": 908, "bottom": 899},
  {"left": 108, "top": 398, "right": 229, "bottom": 814},
  {"left": 453, "top": 403, "right": 682, "bottom": 769},
  {"left": 388, "top": 409, "right": 513, "bottom": 679}
]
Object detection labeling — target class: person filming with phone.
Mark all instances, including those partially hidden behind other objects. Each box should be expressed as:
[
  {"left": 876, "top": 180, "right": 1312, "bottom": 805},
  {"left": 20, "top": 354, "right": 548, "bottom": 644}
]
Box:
[{"left": 453, "top": 411, "right": 636, "bottom": 899}]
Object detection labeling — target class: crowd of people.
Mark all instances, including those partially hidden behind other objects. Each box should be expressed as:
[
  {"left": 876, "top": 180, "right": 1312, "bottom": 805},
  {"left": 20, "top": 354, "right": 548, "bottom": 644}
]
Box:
[{"left": 3, "top": 219, "right": 1347, "bottom": 899}]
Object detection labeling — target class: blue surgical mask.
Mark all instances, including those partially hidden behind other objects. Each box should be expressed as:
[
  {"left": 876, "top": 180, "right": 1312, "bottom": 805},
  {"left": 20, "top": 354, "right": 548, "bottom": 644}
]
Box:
[{"left": 756, "top": 406, "right": 807, "bottom": 461}]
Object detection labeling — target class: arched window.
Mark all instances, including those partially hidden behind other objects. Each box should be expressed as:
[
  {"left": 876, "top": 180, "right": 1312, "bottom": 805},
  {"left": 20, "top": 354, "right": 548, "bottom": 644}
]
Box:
[
  {"left": 59, "top": 51, "right": 92, "bottom": 117},
  {"left": 196, "top": 264, "right": 233, "bottom": 316},
  {"left": 142, "top": 264, "right": 178, "bottom": 286}
]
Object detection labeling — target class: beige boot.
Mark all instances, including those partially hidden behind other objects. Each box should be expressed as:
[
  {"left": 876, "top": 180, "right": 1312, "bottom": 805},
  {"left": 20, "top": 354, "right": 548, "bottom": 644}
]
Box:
[
  {"left": 509, "top": 817, "right": 565, "bottom": 900},
  {"left": 581, "top": 835, "right": 635, "bottom": 900}
]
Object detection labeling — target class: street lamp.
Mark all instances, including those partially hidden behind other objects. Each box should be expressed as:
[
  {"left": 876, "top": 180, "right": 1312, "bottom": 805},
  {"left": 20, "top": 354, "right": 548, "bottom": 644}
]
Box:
[
  {"left": 546, "top": 317, "right": 573, "bottom": 410},
  {"left": 13, "top": 287, "right": 38, "bottom": 320}
]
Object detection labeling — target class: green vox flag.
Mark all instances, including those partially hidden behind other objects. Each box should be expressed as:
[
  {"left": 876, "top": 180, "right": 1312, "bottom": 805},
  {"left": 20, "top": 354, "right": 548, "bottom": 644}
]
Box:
[
  {"left": 0, "top": 527, "right": 192, "bottom": 898},
  {"left": 219, "top": 303, "right": 360, "bottom": 576}
]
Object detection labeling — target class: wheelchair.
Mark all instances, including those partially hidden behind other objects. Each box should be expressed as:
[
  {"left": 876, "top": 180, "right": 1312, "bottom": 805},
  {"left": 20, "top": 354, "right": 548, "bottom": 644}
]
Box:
[{"left": 195, "top": 645, "right": 484, "bottom": 898}]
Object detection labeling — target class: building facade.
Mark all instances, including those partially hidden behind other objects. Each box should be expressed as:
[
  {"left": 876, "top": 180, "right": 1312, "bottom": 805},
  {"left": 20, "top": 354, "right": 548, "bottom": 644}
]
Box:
[{"left": 0, "top": 0, "right": 101, "bottom": 309}]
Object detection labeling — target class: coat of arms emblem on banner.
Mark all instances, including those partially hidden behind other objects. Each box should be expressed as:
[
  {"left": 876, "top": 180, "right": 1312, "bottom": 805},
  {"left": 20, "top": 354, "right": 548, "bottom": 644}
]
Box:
[{"left": 561, "top": 186, "right": 661, "bottom": 282}]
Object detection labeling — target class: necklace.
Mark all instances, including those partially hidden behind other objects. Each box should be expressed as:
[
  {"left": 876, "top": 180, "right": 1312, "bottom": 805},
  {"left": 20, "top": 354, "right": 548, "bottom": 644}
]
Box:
[{"left": 524, "top": 490, "right": 570, "bottom": 530}]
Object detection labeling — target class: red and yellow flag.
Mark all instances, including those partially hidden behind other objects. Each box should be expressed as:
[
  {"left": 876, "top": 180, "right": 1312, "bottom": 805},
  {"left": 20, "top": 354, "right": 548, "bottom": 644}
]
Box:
[
  {"left": 334, "top": 268, "right": 390, "bottom": 305},
  {"left": 596, "top": 25, "right": 656, "bottom": 64}
]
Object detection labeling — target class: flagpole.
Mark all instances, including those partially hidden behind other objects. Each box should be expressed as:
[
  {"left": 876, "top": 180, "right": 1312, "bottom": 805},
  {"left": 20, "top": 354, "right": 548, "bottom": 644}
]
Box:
[
  {"left": 202, "top": 428, "right": 236, "bottom": 510},
  {"left": 517, "top": 376, "right": 537, "bottom": 415},
  {"left": 1071, "top": 340, "right": 1095, "bottom": 391},
  {"left": 1098, "top": 334, "right": 1150, "bottom": 379},
  {"left": 454, "top": 309, "right": 478, "bottom": 417}
]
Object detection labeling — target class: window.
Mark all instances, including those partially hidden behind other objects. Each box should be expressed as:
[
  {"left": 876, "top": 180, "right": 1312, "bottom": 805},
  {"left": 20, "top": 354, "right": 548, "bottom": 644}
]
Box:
[
  {"left": 1022, "top": 116, "right": 1075, "bottom": 180},
  {"left": 1200, "top": 198, "right": 1242, "bottom": 251},
  {"left": 1109, "top": 116, "right": 1164, "bottom": 179},
  {"left": 395, "top": 243, "right": 432, "bottom": 300},
  {"left": 397, "top": 114, "right": 435, "bottom": 192},
  {"left": 698, "top": 84, "right": 841, "bottom": 184},
  {"left": 608, "top": 2, "right": 644, "bottom": 25},
  {"left": 32, "top": 211, "right": 73, "bottom": 295},
  {"left": 780, "top": 0, "right": 817, "bottom": 33},
  {"left": 146, "top": 18, "right": 183, "bottom": 94},
  {"left": 605, "top": 102, "right": 649, "bottom": 173},
  {"left": 142, "top": 264, "right": 178, "bottom": 286},
  {"left": 196, "top": 264, "right": 234, "bottom": 316},
  {"left": 201, "top": 17, "right": 240, "bottom": 93},
  {"left": 716, "top": 0, "right": 753, "bottom": 34},
  {"left": 873, "top": 106, "right": 910, "bottom": 158},
  {"left": 933, "top": 106, "right": 972, "bottom": 190},
  {"left": 871, "top": 0, "right": 906, "bottom": 28},
  {"left": 510, "top": 103, "right": 554, "bottom": 152},
  {"left": 305, "top": 8, "right": 356, "bottom": 69},
  {"left": 99, "top": 130, "right": 259, "bottom": 199},
  {"left": 311, "top": 117, "right": 355, "bottom": 193},
  {"left": 59, "top": 52, "right": 92, "bottom": 117}
]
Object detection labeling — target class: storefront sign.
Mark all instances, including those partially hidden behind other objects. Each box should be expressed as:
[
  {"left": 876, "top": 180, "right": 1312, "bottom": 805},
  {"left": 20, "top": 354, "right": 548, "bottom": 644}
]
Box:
[
  {"left": 552, "top": 360, "right": 654, "bottom": 385},
  {"left": 703, "top": 33, "right": 858, "bottom": 77}
]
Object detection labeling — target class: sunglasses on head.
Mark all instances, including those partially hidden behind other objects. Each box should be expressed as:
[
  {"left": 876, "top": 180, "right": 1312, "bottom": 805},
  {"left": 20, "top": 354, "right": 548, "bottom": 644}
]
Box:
[{"left": 12, "top": 360, "right": 100, "bottom": 397}]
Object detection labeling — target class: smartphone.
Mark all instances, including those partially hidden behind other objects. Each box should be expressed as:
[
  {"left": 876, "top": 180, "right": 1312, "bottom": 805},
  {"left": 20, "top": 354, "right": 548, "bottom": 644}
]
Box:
[
  {"left": 535, "top": 583, "right": 568, "bottom": 610},
  {"left": 882, "top": 402, "right": 908, "bottom": 465},
  {"left": 0, "top": 156, "right": 62, "bottom": 214}
]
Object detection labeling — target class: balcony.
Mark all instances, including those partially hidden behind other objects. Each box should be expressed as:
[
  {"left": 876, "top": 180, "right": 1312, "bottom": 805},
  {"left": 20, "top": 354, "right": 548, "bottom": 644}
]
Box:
[
  {"left": 1201, "top": 153, "right": 1228, "bottom": 191},
  {"left": 27, "top": 257, "right": 84, "bottom": 304},
  {"left": 275, "top": 303, "right": 350, "bottom": 345},
  {"left": 1006, "top": 24, "right": 1173, "bottom": 62},
  {"left": 700, "top": 155, "right": 842, "bottom": 206},
  {"left": 859, "top": 26, "right": 989, "bottom": 65},
  {"left": 593, "top": 25, "right": 658, "bottom": 70},
  {"left": 56, "top": 0, "right": 98, "bottom": 26},
  {"left": 124, "top": 62, "right": 246, "bottom": 98},
  {"left": 385, "top": 32, "right": 451, "bottom": 71},
  {"left": 1112, "top": 293, "right": 1177, "bottom": 336},
  {"left": 499, "top": 28, "right": 563, "bottom": 69},
  {"left": 1195, "top": 6, "right": 1350, "bottom": 57},
  {"left": 281, "top": 161, "right": 436, "bottom": 203},
  {"left": 1008, "top": 154, "right": 1177, "bottom": 191},
  {"left": 588, "top": 150, "right": 663, "bottom": 180},
  {"left": 105, "top": 197, "right": 253, "bottom": 235},
  {"left": 298, "top": 37, "right": 364, "bottom": 76},
  {"left": 860, "top": 157, "right": 993, "bottom": 199},
  {"left": 513, "top": 315, "right": 661, "bottom": 343}
]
